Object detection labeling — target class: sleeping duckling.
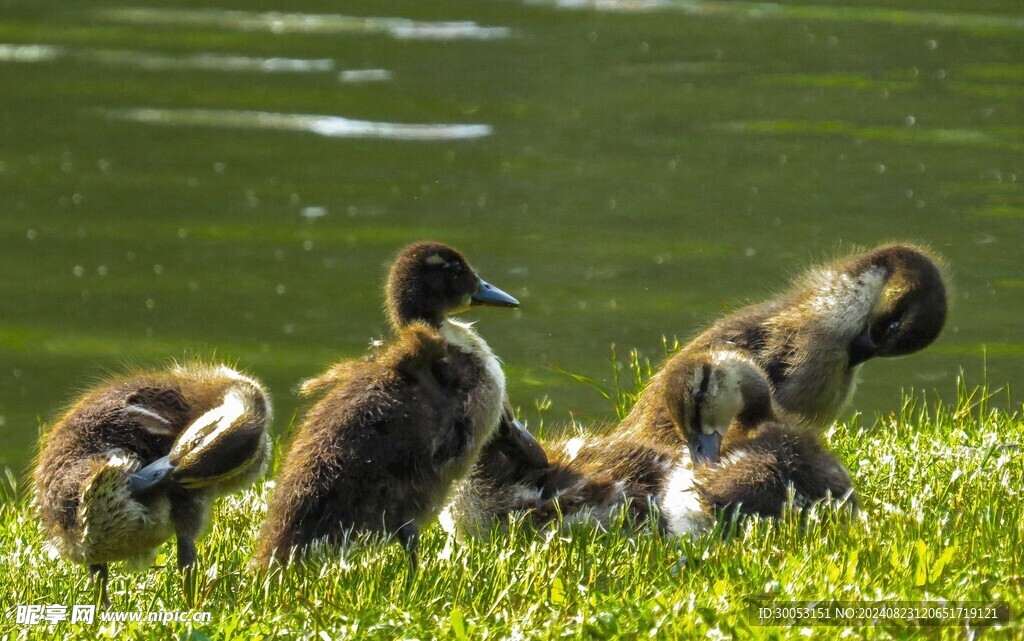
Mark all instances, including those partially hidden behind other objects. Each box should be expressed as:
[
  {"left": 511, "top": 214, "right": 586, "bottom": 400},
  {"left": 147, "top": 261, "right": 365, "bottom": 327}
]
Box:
[
  {"left": 686, "top": 243, "right": 947, "bottom": 426},
  {"left": 444, "top": 349, "right": 854, "bottom": 537},
  {"left": 33, "top": 363, "right": 271, "bottom": 599},
  {"left": 254, "top": 241, "right": 535, "bottom": 568}
]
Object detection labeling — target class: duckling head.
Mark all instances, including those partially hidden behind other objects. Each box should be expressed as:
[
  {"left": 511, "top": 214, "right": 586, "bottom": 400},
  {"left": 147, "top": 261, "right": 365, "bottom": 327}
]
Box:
[
  {"left": 386, "top": 241, "right": 519, "bottom": 328},
  {"left": 128, "top": 377, "right": 271, "bottom": 496},
  {"left": 492, "top": 403, "right": 548, "bottom": 468},
  {"left": 663, "top": 350, "right": 773, "bottom": 465},
  {"left": 846, "top": 244, "right": 947, "bottom": 366}
]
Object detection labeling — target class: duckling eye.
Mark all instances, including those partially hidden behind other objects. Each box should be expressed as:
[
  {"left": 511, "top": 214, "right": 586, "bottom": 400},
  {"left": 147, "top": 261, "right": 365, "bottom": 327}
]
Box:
[
  {"left": 877, "top": 320, "right": 900, "bottom": 341},
  {"left": 442, "top": 261, "right": 464, "bottom": 273}
]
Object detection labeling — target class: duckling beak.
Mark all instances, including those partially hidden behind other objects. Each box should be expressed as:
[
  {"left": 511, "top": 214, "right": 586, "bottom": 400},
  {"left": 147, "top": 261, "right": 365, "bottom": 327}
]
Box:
[
  {"left": 127, "top": 455, "right": 176, "bottom": 496},
  {"left": 690, "top": 432, "right": 723, "bottom": 465},
  {"left": 471, "top": 279, "right": 520, "bottom": 308},
  {"left": 848, "top": 328, "right": 878, "bottom": 367},
  {"left": 496, "top": 416, "right": 548, "bottom": 468}
]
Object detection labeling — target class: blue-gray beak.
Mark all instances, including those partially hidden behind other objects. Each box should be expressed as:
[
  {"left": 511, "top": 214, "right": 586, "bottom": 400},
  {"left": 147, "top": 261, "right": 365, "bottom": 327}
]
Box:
[
  {"left": 127, "top": 456, "right": 176, "bottom": 496},
  {"left": 690, "top": 432, "right": 723, "bottom": 465},
  {"left": 848, "top": 327, "right": 878, "bottom": 367},
  {"left": 471, "top": 279, "right": 519, "bottom": 308},
  {"left": 498, "top": 416, "right": 548, "bottom": 468}
]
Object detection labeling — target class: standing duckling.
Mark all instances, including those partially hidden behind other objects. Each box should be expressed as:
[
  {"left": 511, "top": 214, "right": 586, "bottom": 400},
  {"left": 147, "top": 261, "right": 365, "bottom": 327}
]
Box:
[
  {"left": 444, "top": 349, "right": 854, "bottom": 537},
  {"left": 33, "top": 363, "right": 272, "bottom": 599},
  {"left": 255, "top": 241, "right": 534, "bottom": 568},
  {"left": 686, "top": 243, "right": 947, "bottom": 426}
]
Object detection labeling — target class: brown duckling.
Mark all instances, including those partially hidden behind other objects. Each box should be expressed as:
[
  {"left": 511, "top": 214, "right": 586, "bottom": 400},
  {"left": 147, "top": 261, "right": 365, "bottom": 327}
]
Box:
[
  {"left": 33, "top": 363, "right": 271, "bottom": 598},
  {"left": 443, "top": 349, "right": 855, "bottom": 538},
  {"left": 255, "top": 241, "right": 543, "bottom": 568},
  {"left": 686, "top": 243, "right": 947, "bottom": 426}
]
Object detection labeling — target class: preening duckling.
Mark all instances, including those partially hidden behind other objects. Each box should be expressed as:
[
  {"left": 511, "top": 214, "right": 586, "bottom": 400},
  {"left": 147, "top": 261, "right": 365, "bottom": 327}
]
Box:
[
  {"left": 686, "top": 243, "right": 947, "bottom": 426},
  {"left": 33, "top": 363, "right": 271, "bottom": 599},
  {"left": 444, "top": 349, "right": 855, "bottom": 538},
  {"left": 255, "top": 241, "right": 538, "bottom": 568}
]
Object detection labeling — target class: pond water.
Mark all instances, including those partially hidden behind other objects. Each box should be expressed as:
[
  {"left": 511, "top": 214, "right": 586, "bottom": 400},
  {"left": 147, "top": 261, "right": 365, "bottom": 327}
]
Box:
[{"left": 1, "top": 0, "right": 1022, "bottom": 473}]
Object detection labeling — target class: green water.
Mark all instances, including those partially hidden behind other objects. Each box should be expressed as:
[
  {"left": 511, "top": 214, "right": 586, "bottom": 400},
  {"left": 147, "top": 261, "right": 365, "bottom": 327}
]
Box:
[{"left": 1, "top": 0, "right": 1022, "bottom": 473}]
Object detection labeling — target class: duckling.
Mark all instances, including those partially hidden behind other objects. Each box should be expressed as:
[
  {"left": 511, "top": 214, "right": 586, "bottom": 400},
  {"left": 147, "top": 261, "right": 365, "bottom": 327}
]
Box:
[
  {"left": 685, "top": 243, "right": 947, "bottom": 426},
  {"left": 33, "top": 363, "right": 271, "bottom": 599},
  {"left": 444, "top": 349, "right": 855, "bottom": 537},
  {"left": 255, "top": 241, "right": 537, "bottom": 568}
]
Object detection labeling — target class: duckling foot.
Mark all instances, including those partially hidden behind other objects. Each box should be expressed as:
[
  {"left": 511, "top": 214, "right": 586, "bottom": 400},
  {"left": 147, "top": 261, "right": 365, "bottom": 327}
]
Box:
[
  {"left": 398, "top": 523, "right": 420, "bottom": 580},
  {"left": 89, "top": 563, "right": 110, "bottom": 607}
]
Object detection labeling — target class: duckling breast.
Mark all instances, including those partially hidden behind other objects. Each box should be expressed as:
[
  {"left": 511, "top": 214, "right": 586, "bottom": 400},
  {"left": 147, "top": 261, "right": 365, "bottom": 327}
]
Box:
[{"left": 438, "top": 319, "right": 506, "bottom": 472}]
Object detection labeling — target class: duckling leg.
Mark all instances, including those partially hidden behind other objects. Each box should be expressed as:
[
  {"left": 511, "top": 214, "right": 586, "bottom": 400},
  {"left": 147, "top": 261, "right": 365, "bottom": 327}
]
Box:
[
  {"left": 89, "top": 563, "right": 110, "bottom": 607},
  {"left": 169, "top": 491, "right": 207, "bottom": 568},
  {"left": 397, "top": 523, "right": 420, "bottom": 575},
  {"left": 176, "top": 536, "right": 197, "bottom": 569},
  {"left": 175, "top": 535, "right": 200, "bottom": 606},
  {"left": 169, "top": 493, "right": 205, "bottom": 603}
]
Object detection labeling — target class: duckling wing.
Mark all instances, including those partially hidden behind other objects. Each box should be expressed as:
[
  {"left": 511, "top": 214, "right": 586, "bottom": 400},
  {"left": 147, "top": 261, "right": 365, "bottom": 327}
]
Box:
[
  {"left": 79, "top": 455, "right": 173, "bottom": 565},
  {"left": 689, "top": 302, "right": 785, "bottom": 362},
  {"left": 123, "top": 386, "right": 190, "bottom": 436}
]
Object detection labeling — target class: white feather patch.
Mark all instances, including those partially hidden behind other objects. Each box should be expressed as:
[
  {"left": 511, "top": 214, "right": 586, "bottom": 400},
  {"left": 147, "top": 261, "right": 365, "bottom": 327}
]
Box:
[
  {"left": 125, "top": 405, "right": 176, "bottom": 435},
  {"left": 659, "top": 461, "right": 710, "bottom": 537},
  {"left": 437, "top": 504, "right": 457, "bottom": 535},
  {"left": 441, "top": 319, "right": 506, "bottom": 401},
  {"left": 217, "top": 365, "right": 261, "bottom": 390},
  {"left": 562, "top": 437, "right": 587, "bottom": 462},
  {"left": 174, "top": 388, "right": 248, "bottom": 458}
]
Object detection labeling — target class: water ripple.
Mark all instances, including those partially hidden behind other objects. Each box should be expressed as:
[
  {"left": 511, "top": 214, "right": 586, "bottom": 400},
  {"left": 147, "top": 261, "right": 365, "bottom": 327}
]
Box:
[
  {"left": 712, "top": 120, "right": 1024, "bottom": 151},
  {"left": 89, "top": 50, "right": 335, "bottom": 73},
  {"left": 339, "top": 69, "right": 392, "bottom": 83},
  {"left": 527, "top": 0, "right": 1024, "bottom": 32},
  {"left": 0, "top": 43, "right": 335, "bottom": 73},
  {"left": 0, "top": 43, "right": 63, "bottom": 62},
  {"left": 103, "top": 108, "right": 492, "bottom": 141},
  {"left": 98, "top": 8, "right": 512, "bottom": 40}
]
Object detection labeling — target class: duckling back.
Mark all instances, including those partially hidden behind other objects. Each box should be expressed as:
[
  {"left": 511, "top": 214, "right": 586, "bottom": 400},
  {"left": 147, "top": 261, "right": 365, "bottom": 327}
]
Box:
[{"left": 256, "top": 324, "right": 503, "bottom": 565}]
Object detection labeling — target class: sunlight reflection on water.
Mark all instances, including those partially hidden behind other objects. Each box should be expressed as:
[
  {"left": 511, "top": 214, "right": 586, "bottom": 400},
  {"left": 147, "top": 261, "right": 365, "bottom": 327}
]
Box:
[
  {"left": 526, "top": 0, "right": 1024, "bottom": 31},
  {"left": 104, "top": 108, "right": 493, "bottom": 141},
  {"left": 98, "top": 8, "right": 512, "bottom": 40},
  {"left": 0, "top": 43, "right": 62, "bottom": 62},
  {"left": 338, "top": 69, "right": 393, "bottom": 83},
  {"left": 0, "top": 43, "right": 335, "bottom": 73}
]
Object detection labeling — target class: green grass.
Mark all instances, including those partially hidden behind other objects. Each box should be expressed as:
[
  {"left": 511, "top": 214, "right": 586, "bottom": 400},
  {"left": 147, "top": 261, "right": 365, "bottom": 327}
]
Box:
[{"left": 2, "top": 363, "right": 1022, "bottom": 639}]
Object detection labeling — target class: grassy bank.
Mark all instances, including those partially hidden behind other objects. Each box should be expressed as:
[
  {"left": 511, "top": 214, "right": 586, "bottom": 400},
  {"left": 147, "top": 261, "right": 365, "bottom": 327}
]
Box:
[{"left": 1, "top": 375, "right": 1022, "bottom": 639}]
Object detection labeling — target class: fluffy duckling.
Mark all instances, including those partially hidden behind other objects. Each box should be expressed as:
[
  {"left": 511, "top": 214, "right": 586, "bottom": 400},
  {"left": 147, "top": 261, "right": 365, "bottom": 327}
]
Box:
[
  {"left": 33, "top": 363, "right": 271, "bottom": 598},
  {"left": 686, "top": 243, "right": 947, "bottom": 426},
  {"left": 255, "top": 241, "right": 539, "bottom": 568},
  {"left": 444, "top": 349, "right": 854, "bottom": 537}
]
